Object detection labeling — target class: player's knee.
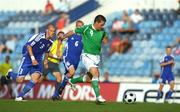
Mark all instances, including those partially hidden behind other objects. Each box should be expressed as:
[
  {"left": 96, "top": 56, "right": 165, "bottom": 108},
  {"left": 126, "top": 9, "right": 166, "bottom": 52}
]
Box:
[
  {"left": 38, "top": 76, "right": 44, "bottom": 83},
  {"left": 16, "top": 77, "right": 24, "bottom": 83},
  {"left": 31, "top": 79, "right": 39, "bottom": 84},
  {"left": 31, "top": 73, "right": 41, "bottom": 83},
  {"left": 68, "top": 70, "right": 75, "bottom": 78},
  {"left": 169, "top": 81, "right": 175, "bottom": 87},
  {"left": 31, "top": 76, "right": 40, "bottom": 83},
  {"left": 86, "top": 77, "right": 91, "bottom": 82},
  {"left": 56, "top": 75, "right": 62, "bottom": 83},
  {"left": 170, "top": 80, "right": 175, "bottom": 84},
  {"left": 87, "top": 72, "right": 93, "bottom": 79},
  {"left": 89, "top": 68, "right": 99, "bottom": 77}
]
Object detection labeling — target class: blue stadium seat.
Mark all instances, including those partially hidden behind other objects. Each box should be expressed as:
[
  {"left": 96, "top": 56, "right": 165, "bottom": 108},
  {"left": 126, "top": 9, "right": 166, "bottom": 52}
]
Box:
[
  {"left": 169, "top": 28, "right": 176, "bottom": 34},
  {"left": 162, "top": 14, "right": 169, "bottom": 21},
  {"left": 162, "top": 28, "right": 170, "bottom": 34},
  {"left": 174, "top": 21, "right": 180, "bottom": 28}
]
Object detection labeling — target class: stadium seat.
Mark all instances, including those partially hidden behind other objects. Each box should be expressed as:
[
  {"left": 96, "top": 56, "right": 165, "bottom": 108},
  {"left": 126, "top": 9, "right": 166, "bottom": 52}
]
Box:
[{"left": 174, "top": 21, "right": 180, "bottom": 28}]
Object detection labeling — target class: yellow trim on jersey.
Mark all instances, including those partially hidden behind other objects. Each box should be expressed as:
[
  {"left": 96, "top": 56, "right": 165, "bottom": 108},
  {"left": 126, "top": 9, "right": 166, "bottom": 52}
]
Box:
[{"left": 48, "top": 39, "right": 63, "bottom": 63}]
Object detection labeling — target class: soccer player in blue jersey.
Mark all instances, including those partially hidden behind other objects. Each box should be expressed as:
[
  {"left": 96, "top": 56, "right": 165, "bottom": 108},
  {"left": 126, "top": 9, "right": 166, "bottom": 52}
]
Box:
[
  {"left": 57, "top": 20, "right": 84, "bottom": 98},
  {"left": 6, "top": 24, "right": 55, "bottom": 101},
  {"left": 157, "top": 46, "right": 175, "bottom": 103}
]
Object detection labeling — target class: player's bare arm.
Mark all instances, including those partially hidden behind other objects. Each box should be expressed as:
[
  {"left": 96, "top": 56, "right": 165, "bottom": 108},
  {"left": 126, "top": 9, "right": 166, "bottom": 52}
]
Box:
[
  {"left": 48, "top": 53, "right": 61, "bottom": 60},
  {"left": 168, "top": 60, "right": 174, "bottom": 65},
  {"left": 43, "top": 53, "right": 49, "bottom": 69},
  {"left": 170, "top": 59, "right": 175, "bottom": 66},
  {"left": 160, "top": 62, "right": 170, "bottom": 67},
  {"left": 160, "top": 60, "right": 174, "bottom": 67},
  {"left": 62, "top": 30, "right": 74, "bottom": 40},
  {"left": 27, "top": 45, "right": 38, "bottom": 65}
]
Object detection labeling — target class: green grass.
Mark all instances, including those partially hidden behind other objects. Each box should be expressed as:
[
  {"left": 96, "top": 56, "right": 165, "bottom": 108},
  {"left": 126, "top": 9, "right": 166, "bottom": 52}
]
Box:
[{"left": 0, "top": 99, "right": 179, "bottom": 112}]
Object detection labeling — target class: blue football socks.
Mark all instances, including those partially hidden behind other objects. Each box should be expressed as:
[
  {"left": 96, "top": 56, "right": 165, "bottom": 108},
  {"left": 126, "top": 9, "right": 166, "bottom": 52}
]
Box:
[{"left": 18, "top": 80, "right": 35, "bottom": 97}]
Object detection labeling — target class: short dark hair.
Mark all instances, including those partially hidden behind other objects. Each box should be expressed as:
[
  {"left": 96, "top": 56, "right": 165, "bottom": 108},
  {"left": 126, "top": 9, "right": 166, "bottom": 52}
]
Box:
[
  {"left": 166, "top": 45, "right": 172, "bottom": 49},
  {"left": 47, "top": 24, "right": 54, "bottom": 29},
  {"left": 94, "top": 15, "right": 106, "bottom": 23},
  {"left": 76, "top": 20, "right": 84, "bottom": 25},
  {"left": 57, "top": 31, "right": 64, "bottom": 35}
]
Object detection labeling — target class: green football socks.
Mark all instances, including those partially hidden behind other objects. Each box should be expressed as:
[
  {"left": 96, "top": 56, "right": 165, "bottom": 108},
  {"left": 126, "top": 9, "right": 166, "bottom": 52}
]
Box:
[
  {"left": 70, "top": 76, "right": 84, "bottom": 84},
  {"left": 91, "top": 79, "right": 100, "bottom": 97}
]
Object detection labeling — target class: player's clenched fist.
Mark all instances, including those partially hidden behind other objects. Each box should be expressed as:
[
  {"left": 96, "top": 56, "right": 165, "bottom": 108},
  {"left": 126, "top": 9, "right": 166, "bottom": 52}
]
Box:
[{"left": 32, "top": 59, "right": 39, "bottom": 66}]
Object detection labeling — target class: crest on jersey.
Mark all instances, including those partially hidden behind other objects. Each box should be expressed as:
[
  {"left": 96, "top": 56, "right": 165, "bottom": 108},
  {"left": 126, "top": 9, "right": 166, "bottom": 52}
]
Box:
[{"left": 165, "top": 58, "right": 168, "bottom": 61}]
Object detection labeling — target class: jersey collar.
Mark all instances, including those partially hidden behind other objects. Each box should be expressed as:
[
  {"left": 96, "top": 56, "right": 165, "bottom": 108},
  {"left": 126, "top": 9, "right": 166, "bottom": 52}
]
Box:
[{"left": 91, "top": 24, "right": 97, "bottom": 31}]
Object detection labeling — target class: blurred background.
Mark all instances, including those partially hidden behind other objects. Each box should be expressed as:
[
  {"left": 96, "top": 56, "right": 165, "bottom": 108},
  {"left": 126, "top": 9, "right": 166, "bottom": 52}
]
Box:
[{"left": 0, "top": 0, "right": 180, "bottom": 84}]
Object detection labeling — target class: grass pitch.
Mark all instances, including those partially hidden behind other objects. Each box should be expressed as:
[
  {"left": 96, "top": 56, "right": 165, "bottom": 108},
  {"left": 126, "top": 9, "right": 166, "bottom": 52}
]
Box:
[{"left": 0, "top": 99, "right": 179, "bottom": 112}]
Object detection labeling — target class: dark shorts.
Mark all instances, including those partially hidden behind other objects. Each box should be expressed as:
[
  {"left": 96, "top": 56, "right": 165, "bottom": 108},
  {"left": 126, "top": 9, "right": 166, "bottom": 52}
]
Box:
[
  {"left": 0, "top": 76, "right": 11, "bottom": 86},
  {"left": 43, "top": 61, "right": 60, "bottom": 76},
  {"left": 18, "top": 57, "right": 43, "bottom": 77},
  {"left": 63, "top": 56, "right": 80, "bottom": 74},
  {"left": 160, "top": 73, "right": 175, "bottom": 84},
  {"left": 18, "top": 64, "right": 43, "bottom": 77}
]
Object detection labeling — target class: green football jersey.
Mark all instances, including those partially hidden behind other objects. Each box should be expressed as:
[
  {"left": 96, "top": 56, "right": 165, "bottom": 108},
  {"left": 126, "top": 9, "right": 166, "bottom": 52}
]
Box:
[{"left": 75, "top": 24, "right": 107, "bottom": 55}]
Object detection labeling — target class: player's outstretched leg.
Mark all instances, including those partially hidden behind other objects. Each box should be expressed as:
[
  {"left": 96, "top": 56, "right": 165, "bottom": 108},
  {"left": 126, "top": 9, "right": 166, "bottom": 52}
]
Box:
[
  {"left": 165, "top": 81, "right": 175, "bottom": 103},
  {"left": 70, "top": 72, "right": 92, "bottom": 84},
  {"left": 156, "top": 83, "right": 164, "bottom": 103},
  {"left": 165, "top": 90, "right": 173, "bottom": 104},
  {"left": 69, "top": 74, "right": 89, "bottom": 90},
  {"left": 52, "top": 72, "right": 62, "bottom": 101},
  {"left": 6, "top": 69, "right": 18, "bottom": 81},
  {"left": 15, "top": 72, "right": 40, "bottom": 101},
  {"left": 15, "top": 80, "right": 35, "bottom": 101},
  {"left": 157, "top": 90, "right": 163, "bottom": 100},
  {"left": 70, "top": 76, "right": 84, "bottom": 84},
  {"left": 52, "top": 82, "right": 62, "bottom": 101},
  {"left": 58, "top": 75, "right": 69, "bottom": 96},
  {"left": 166, "top": 90, "right": 173, "bottom": 99},
  {"left": 91, "top": 76, "right": 106, "bottom": 104},
  {"left": 87, "top": 69, "right": 106, "bottom": 104},
  {"left": 58, "top": 66, "right": 80, "bottom": 97}
]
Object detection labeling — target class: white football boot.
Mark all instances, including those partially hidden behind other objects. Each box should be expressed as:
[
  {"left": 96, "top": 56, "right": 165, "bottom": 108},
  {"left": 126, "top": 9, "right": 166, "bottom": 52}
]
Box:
[
  {"left": 96, "top": 95, "right": 106, "bottom": 104},
  {"left": 15, "top": 97, "right": 27, "bottom": 101}
]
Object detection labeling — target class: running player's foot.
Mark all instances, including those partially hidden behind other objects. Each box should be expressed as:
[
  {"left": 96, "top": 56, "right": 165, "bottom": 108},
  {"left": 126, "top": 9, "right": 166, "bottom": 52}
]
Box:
[
  {"left": 15, "top": 97, "right": 27, "bottom": 101},
  {"left": 165, "top": 98, "right": 173, "bottom": 104},
  {"left": 156, "top": 91, "right": 163, "bottom": 100},
  {"left": 155, "top": 99, "right": 163, "bottom": 103},
  {"left": 68, "top": 79, "right": 77, "bottom": 91},
  {"left": 52, "top": 95, "right": 62, "bottom": 101},
  {"left": 5, "top": 69, "right": 12, "bottom": 80},
  {"left": 96, "top": 95, "right": 106, "bottom": 104}
]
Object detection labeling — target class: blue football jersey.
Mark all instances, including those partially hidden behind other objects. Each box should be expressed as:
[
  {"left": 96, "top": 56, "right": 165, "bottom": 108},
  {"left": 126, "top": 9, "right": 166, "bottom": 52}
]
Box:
[
  {"left": 160, "top": 55, "right": 174, "bottom": 74},
  {"left": 63, "top": 34, "right": 83, "bottom": 63},
  {"left": 22, "top": 33, "right": 53, "bottom": 66}
]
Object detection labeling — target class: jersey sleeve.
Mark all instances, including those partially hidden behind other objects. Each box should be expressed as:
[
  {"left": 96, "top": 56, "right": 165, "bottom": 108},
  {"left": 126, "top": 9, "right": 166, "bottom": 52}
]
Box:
[
  {"left": 159, "top": 55, "right": 165, "bottom": 64},
  {"left": 26, "top": 34, "right": 43, "bottom": 47},
  {"left": 48, "top": 41, "right": 56, "bottom": 53},
  {"left": 75, "top": 25, "right": 88, "bottom": 34},
  {"left": 171, "top": 55, "right": 175, "bottom": 61},
  {"left": 46, "top": 41, "right": 53, "bottom": 53},
  {"left": 46, "top": 46, "right": 52, "bottom": 53}
]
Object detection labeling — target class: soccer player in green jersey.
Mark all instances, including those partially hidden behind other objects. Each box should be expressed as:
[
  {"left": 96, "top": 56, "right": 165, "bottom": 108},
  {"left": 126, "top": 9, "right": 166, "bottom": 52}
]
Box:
[{"left": 69, "top": 15, "right": 108, "bottom": 103}]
